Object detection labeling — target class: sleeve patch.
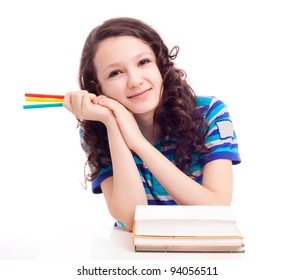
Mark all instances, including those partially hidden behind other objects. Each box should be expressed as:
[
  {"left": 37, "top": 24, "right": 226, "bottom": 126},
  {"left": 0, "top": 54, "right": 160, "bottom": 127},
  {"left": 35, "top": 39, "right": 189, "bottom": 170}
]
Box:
[{"left": 216, "top": 120, "right": 234, "bottom": 139}]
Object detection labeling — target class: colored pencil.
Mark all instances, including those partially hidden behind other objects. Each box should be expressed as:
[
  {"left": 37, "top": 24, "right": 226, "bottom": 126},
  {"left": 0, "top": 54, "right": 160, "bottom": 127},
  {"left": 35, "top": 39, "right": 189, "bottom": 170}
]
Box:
[
  {"left": 23, "top": 103, "right": 63, "bottom": 109},
  {"left": 25, "top": 97, "right": 64, "bottom": 102},
  {"left": 25, "top": 93, "right": 65, "bottom": 99}
]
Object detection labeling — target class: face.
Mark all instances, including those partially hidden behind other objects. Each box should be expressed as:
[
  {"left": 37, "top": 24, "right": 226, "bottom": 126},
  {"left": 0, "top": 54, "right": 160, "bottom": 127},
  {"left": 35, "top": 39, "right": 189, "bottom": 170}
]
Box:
[{"left": 94, "top": 36, "right": 163, "bottom": 116}]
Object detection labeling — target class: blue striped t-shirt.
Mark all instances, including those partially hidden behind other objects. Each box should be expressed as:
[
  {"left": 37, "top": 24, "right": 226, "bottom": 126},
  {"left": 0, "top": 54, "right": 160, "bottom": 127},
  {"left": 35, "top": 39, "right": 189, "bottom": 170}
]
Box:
[{"left": 81, "top": 96, "right": 241, "bottom": 205}]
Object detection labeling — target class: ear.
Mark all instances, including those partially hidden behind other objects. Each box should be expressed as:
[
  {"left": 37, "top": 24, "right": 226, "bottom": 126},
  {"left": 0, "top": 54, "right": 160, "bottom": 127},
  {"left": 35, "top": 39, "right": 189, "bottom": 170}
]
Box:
[{"left": 90, "top": 80, "right": 102, "bottom": 96}]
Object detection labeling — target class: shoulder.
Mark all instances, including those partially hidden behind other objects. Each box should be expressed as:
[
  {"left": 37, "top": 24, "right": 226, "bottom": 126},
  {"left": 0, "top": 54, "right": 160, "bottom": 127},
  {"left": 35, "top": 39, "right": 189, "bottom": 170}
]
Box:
[
  {"left": 195, "top": 97, "right": 241, "bottom": 164},
  {"left": 195, "top": 96, "right": 228, "bottom": 119},
  {"left": 195, "top": 95, "right": 227, "bottom": 109}
]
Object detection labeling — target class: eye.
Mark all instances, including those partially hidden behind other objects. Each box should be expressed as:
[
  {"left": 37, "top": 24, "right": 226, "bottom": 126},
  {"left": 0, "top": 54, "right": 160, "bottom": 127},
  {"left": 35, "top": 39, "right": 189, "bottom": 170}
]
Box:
[
  {"left": 138, "top": 58, "right": 151, "bottom": 66},
  {"left": 109, "top": 70, "right": 122, "bottom": 78}
]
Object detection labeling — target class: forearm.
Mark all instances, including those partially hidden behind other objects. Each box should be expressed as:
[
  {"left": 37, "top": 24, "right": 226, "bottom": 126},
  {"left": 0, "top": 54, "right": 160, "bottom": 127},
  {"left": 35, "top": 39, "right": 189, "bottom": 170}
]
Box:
[
  {"left": 134, "top": 139, "right": 230, "bottom": 205},
  {"left": 106, "top": 120, "right": 147, "bottom": 229},
  {"left": 64, "top": 92, "right": 147, "bottom": 229}
]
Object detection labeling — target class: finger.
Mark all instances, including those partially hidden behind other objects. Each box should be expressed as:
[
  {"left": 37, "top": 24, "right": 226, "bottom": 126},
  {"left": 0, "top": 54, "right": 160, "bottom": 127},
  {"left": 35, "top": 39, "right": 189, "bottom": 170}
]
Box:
[
  {"left": 81, "top": 93, "right": 95, "bottom": 109},
  {"left": 98, "top": 99, "right": 129, "bottom": 121},
  {"left": 70, "top": 93, "right": 82, "bottom": 117},
  {"left": 96, "top": 94, "right": 110, "bottom": 103},
  {"left": 63, "top": 91, "right": 98, "bottom": 119},
  {"left": 63, "top": 91, "right": 80, "bottom": 113},
  {"left": 98, "top": 98, "right": 115, "bottom": 110},
  {"left": 62, "top": 93, "right": 72, "bottom": 111},
  {"left": 89, "top": 93, "right": 100, "bottom": 104}
]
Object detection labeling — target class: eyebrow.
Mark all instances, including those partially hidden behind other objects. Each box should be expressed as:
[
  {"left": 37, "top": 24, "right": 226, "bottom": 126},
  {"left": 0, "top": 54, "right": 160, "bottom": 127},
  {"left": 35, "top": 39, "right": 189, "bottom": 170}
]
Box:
[{"left": 102, "top": 51, "right": 154, "bottom": 73}]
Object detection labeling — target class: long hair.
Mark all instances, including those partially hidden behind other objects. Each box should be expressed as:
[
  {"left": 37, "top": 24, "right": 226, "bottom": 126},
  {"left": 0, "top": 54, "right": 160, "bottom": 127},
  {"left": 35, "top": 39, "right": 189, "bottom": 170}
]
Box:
[{"left": 78, "top": 17, "right": 209, "bottom": 181}]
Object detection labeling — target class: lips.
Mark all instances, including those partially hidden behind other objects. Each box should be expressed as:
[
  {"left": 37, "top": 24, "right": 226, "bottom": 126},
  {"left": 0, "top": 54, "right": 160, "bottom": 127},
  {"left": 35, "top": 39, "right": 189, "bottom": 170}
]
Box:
[{"left": 128, "top": 88, "right": 151, "bottom": 99}]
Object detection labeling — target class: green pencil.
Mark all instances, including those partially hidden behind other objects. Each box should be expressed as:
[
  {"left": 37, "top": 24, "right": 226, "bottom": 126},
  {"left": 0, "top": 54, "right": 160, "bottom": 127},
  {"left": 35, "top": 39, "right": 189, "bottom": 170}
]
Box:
[{"left": 23, "top": 103, "right": 63, "bottom": 109}]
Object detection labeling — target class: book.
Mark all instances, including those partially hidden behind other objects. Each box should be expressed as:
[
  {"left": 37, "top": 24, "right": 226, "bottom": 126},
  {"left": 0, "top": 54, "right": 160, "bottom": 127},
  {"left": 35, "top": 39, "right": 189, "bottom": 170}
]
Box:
[{"left": 133, "top": 205, "right": 244, "bottom": 253}]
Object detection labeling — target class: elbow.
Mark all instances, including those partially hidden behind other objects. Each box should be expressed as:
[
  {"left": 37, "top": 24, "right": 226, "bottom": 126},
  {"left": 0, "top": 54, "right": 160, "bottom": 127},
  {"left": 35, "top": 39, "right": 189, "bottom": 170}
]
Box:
[
  {"left": 207, "top": 187, "right": 232, "bottom": 205},
  {"left": 109, "top": 207, "right": 135, "bottom": 232},
  {"left": 213, "top": 193, "right": 232, "bottom": 205},
  {"left": 114, "top": 219, "right": 134, "bottom": 232},
  {"left": 124, "top": 221, "right": 134, "bottom": 232}
]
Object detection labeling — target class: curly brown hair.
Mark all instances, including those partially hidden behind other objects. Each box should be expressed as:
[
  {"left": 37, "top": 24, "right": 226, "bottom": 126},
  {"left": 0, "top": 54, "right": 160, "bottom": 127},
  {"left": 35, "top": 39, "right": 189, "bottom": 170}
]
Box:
[{"left": 78, "top": 17, "right": 209, "bottom": 181}]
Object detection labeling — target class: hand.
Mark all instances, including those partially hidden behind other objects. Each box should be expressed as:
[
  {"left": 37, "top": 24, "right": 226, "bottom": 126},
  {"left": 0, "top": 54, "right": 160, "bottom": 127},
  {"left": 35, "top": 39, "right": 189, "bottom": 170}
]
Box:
[
  {"left": 63, "top": 90, "right": 114, "bottom": 125},
  {"left": 98, "top": 97, "right": 146, "bottom": 150}
]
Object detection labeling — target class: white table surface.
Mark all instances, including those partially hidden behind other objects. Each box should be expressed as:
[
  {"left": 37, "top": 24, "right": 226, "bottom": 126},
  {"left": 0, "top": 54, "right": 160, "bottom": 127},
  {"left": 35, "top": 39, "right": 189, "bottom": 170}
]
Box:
[{"left": 37, "top": 225, "right": 244, "bottom": 260}]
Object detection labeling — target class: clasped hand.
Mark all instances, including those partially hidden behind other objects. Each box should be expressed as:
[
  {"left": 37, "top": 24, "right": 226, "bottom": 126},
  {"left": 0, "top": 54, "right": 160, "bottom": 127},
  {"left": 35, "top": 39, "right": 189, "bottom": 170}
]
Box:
[{"left": 63, "top": 90, "right": 145, "bottom": 150}]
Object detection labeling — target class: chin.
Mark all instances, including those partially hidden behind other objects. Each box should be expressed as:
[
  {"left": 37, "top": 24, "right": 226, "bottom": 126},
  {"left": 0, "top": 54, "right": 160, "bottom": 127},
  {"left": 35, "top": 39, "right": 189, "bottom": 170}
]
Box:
[{"left": 129, "top": 101, "right": 159, "bottom": 116}]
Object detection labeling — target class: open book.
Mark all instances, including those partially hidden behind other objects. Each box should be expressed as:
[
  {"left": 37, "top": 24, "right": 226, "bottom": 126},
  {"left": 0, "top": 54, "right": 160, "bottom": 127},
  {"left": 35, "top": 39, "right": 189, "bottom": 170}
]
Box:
[{"left": 133, "top": 205, "right": 244, "bottom": 252}]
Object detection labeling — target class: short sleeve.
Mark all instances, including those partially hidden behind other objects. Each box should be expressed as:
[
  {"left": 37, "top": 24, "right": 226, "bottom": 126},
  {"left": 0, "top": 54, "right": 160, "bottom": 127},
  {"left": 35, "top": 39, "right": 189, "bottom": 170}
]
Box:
[
  {"left": 199, "top": 97, "right": 241, "bottom": 165},
  {"left": 91, "top": 165, "right": 113, "bottom": 194}
]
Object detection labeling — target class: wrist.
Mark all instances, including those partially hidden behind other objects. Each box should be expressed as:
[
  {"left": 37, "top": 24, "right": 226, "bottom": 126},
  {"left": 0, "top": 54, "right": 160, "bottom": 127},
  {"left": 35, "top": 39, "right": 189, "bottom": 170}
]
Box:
[
  {"left": 131, "top": 137, "right": 152, "bottom": 154},
  {"left": 104, "top": 115, "right": 117, "bottom": 129}
]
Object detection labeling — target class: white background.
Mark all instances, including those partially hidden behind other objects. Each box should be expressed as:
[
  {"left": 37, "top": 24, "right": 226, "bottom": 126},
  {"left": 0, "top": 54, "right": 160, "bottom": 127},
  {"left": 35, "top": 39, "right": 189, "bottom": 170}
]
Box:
[{"left": 0, "top": 0, "right": 294, "bottom": 278}]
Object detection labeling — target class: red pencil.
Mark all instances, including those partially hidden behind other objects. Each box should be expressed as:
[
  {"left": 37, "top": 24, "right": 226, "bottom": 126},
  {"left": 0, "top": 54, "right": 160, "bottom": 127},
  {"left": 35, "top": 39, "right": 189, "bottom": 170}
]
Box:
[{"left": 25, "top": 93, "right": 65, "bottom": 99}]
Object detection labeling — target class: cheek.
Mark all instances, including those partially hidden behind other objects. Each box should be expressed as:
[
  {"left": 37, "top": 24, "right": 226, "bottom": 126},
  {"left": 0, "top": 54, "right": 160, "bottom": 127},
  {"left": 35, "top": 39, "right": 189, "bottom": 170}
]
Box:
[
  {"left": 151, "top": 68, "right": 163, "bottom": 87},
  {"left": 153, "top": 73, "right": 163, "bottom": 93},
  {"left": 101, "top": 83, "right": 125, "bottom": 102}
]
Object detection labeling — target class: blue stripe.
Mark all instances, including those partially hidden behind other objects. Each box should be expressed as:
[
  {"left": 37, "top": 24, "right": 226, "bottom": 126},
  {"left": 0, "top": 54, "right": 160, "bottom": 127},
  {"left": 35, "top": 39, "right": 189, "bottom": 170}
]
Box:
[
  {"left": 203, "top": 151, "right": 241, "bottom": 165},
  {"left": 148, "top": 200, "right": 178, "bottom": 205},
  {"left": 83, "top": 96, "right": 241, "bottom": 208},
  {"left": 92, "top": 169, "right": 113, "bottom": 194}
]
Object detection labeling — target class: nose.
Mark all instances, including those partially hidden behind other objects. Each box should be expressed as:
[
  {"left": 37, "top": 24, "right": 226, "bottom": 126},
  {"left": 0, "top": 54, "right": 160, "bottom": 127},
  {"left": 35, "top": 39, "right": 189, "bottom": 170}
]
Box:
[{"left": 127, "top": 69, "right": 143, "bottom": 88}]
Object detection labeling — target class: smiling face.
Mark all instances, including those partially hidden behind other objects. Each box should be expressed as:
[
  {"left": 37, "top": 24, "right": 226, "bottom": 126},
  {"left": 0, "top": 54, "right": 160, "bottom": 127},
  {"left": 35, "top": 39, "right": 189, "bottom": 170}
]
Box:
[{"left": 94, "top": 36, "right": 163, "bottom": 117}]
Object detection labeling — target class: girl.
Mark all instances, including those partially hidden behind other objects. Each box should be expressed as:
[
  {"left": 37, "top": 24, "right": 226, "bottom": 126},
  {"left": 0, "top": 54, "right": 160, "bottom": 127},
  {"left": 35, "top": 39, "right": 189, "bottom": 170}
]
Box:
[{"left": 63, "top": 17, "right": 241, "bottom": 232}]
